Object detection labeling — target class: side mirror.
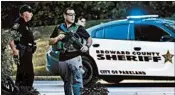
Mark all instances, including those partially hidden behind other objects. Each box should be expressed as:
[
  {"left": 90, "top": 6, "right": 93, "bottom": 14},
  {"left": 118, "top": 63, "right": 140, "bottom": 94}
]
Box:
[{"left": 160, "top": 35, "right": 174, "bottom": 42}]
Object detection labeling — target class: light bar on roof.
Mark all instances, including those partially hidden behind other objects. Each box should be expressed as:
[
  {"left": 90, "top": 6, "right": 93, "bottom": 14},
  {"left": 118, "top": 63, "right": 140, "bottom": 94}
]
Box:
[{"left": 127, "top": 15, "right": 159, "bottom": 19}]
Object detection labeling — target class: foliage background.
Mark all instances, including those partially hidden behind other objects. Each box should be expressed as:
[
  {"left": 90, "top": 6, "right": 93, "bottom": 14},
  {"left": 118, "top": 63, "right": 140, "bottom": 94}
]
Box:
[{"left": 1, "top": 1, "right": 175, "bottom": 29}]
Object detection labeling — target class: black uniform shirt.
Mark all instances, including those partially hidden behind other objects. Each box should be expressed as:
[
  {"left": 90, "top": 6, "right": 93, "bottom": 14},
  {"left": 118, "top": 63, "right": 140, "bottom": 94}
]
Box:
[{"left": 12, "top": 17, "right": 34, "bottom": 46}]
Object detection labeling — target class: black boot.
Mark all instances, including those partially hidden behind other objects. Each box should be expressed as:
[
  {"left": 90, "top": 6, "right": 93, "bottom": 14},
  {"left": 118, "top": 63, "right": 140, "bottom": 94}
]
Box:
[{"left": 28, "top": 87, "right": 40, "bottom": 95}]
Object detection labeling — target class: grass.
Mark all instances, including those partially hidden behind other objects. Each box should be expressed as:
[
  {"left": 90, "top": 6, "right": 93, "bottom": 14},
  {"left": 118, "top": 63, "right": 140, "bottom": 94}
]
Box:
[
  {"left": 33, "top": 38, "right": 50, "bottom": 67},
  {"left": 32, "top": 38, "right": 54, "bottom": 76}
]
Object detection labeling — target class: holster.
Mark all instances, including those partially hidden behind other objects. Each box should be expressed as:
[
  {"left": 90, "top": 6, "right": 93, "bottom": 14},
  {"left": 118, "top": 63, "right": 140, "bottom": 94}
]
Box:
[
  {"left": 26, "top": 43, "right": 37, "bottom": 53},
  {"left": 16, "top": 44, "right": 26, "bottom": 57},
  {"left": 16, "top": 43, "right": 37, "bottom": 57}
]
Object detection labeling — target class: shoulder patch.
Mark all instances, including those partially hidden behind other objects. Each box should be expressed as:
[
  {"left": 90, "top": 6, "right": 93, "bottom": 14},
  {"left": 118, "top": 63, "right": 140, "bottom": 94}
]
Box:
[{"left": 12, "top": 23, "right": 20, "bottom": 30}]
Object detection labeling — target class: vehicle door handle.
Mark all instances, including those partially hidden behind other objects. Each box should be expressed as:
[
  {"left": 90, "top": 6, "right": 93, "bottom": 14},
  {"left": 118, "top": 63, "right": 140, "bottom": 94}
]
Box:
[
  {"left": 93, "top": 44, "right": 100, "bottom": 47},
  {"left": 134, "top": 47, "right": 141, "bottom": 51}
]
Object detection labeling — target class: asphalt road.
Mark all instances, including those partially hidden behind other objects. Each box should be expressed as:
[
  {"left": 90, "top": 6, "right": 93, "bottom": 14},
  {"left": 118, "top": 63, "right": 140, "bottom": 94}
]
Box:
[{"left": 33, "top": 81, "right": 175, "bottom": 95}]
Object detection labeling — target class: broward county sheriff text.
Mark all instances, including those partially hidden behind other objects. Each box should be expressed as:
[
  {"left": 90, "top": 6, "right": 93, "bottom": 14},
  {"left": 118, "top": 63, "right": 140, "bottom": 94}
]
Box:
[{"left": 96, "top": 50, "right": 161, "bottom": 62}]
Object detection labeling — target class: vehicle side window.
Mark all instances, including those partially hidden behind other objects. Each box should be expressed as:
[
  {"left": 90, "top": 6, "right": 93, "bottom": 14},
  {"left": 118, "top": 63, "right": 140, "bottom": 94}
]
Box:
[
  {"left": 93, "top": 28, "right": 104, "bottom": 38},
  {"left": 135, "top": 24, "right": 169, "bottom": 41},
  {"left": 104, "top": 24, "right": 129, "bottom": 40}
]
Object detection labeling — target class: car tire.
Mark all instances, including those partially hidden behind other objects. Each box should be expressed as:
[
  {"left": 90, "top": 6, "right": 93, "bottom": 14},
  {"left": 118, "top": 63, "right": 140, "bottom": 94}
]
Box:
[{"left": 82, "top": 55, "right": 98, "bottom": 87}]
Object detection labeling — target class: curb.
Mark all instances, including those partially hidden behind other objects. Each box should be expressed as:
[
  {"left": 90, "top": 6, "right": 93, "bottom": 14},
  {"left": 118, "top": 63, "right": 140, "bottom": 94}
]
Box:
[{"left": 11, "top": 76, "right": 61, "bottom": 80}]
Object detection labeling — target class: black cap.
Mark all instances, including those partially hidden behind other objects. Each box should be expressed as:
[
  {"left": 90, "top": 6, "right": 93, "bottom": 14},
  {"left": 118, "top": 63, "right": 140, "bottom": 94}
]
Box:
[{"left": 19, "top": 5, "right": 33, "bottom": 13}]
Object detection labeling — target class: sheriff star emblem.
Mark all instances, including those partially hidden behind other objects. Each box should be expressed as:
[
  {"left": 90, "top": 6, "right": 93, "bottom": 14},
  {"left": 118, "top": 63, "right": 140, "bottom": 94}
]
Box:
[{"left": 162, "top": 50, "right": 174, "bottom": 63}]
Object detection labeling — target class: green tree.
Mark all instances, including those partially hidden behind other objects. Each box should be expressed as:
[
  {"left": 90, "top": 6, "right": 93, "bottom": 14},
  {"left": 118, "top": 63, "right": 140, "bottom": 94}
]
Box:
[
  {"left": 1, "top": 30, "right": 14, "bottom": 83},
  {"left": 1, "top": 1, "right": 175, "bottom": 28}
]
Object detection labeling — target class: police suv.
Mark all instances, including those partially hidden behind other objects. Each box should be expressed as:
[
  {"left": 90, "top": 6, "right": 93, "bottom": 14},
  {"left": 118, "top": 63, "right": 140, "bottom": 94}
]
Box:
[{"left": 82, "top": 15, "right": 175, "bottom": 85}]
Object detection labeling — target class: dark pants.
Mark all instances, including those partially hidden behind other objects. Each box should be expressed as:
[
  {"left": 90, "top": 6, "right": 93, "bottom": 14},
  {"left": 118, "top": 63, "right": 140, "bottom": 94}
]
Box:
[{"left": 15, "top": 51, "right": 34, "bottom": 87}]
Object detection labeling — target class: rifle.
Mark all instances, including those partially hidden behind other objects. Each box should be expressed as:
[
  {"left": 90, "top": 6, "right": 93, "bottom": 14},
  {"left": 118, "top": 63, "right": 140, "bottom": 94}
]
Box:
[{"left": 63, "top": 32, "right": 83, "bottom": 51}]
